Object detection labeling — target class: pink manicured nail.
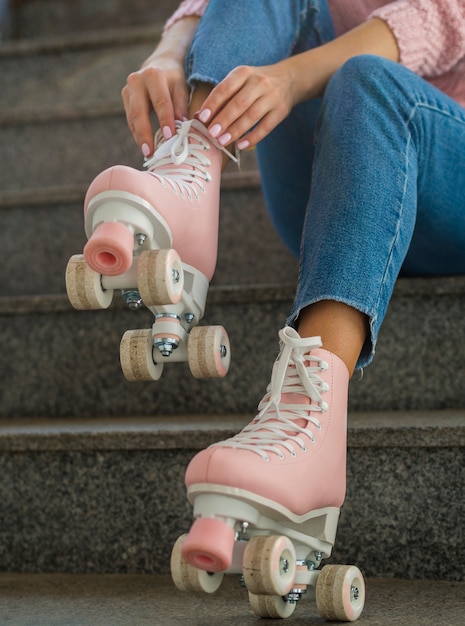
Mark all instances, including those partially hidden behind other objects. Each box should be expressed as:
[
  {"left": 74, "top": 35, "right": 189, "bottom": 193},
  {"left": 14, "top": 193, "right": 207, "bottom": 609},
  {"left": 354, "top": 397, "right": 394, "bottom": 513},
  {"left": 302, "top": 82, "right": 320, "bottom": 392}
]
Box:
[
  {"left": 142, "top": 143, "right": 151, "bottom": 157},
  {"left": 218, "top": 132, "right": 232, "bottom": 146},
  {"left": 199, "top": 108, "right": 211, "bottom": 123},
  {"left": 237, "top": 139, "right": 250, "bottom": 151},
  {"left": 163, "top": 126, "right": 173, "bottom": 140},
  {"left": 209, "top": 123, "right": 222, "bottom": 138}
]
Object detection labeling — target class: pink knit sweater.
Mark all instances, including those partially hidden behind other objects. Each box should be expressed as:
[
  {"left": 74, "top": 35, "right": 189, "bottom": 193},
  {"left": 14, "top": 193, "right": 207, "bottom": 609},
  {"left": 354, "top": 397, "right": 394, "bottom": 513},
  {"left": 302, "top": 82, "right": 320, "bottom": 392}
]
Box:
[{"left": 164, "top": 0, "right": 465, "bottom": 108}]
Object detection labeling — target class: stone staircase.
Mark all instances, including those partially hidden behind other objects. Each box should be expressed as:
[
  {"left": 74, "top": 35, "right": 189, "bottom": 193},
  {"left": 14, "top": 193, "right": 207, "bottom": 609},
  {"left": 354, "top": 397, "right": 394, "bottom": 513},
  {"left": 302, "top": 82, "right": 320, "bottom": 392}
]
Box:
[{"left": 1, "top": 0, "right": 464, "bottom": 592}]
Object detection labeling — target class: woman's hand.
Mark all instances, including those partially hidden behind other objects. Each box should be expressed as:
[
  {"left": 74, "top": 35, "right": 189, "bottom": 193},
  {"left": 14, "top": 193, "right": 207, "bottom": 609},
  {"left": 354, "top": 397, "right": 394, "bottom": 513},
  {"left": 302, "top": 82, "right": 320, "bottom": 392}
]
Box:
[
  {"left": 196, "top": 61, "right": 299, "bottom": 150},
  {"left": 122, "top": 54, "right": 189, "bottom": 156},
  {"left": 121, "top": 16, "right": 200, "bottom": 156},
  {"left": 195, "top": 18, "right": 400, "bottom": 151}
]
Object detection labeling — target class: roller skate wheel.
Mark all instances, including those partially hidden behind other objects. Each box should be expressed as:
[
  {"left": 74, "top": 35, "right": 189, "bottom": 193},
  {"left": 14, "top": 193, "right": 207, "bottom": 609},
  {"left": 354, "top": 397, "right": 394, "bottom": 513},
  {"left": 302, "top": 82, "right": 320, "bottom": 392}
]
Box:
[
  {"left": 188, "top": 325, "right": 231, "bottom": 379},
  {"left": 243, "top": 535, "right": 296, "bottom": 597},
  {"left": 120, "top": 328, "right": 164, "bottom": 381},
  {"left": 84, "top": 221, "right": 134, "bottom": 276},
  {"left": 248, "top": 592, "right": 297, "bottom": 619},
  {"left": 171, "top": 534, "right": 224, "bottom": 594},
  {"left": 65, "top": 254, "right": 113, "bottom": 310},
  {"left": 137, "top": 249, "right": 184, "bottom": 306},
  {"left": 181, "top": 517, "right": 235, "bottom": 572},
  {"left": 316, "top": 564, "right": 365, "bottom": 622}
]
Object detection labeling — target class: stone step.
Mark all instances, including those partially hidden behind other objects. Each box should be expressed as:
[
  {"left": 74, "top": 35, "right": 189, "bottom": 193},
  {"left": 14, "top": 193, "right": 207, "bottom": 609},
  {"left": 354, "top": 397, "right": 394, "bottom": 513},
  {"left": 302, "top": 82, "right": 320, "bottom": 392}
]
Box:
[
  {"left": 0, "top": 27, "right": 162, "bottom": 112},
  {"left": 1, "top": 573, "right": 464, "bottom": 625},
  {"left": 8, "top": 0, "right": 179, "bottom": 39},
  {"left": 0, "top": 410, "right": 463, "bottom": 582},
  {"left": 1, "top": 276, "right": 465, "bottom": 418}
]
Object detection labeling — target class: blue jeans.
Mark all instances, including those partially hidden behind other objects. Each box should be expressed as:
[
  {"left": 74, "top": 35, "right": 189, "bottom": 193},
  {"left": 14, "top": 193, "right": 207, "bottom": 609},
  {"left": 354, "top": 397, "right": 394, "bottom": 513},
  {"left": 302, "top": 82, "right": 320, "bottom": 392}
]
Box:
[{"left": 186, "top": 0, "right": 465, "bottom": 368}]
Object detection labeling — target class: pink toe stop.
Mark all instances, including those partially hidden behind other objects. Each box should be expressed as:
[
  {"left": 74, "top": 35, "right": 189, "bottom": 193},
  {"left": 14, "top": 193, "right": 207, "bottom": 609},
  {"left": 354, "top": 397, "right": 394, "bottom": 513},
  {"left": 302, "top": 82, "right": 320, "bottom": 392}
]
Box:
[
  {"left": 181, "top": 517, "right": 235, "bottom": 572},
  {"left": 84, "top": 221, "right": 134, "bottom": 276}
]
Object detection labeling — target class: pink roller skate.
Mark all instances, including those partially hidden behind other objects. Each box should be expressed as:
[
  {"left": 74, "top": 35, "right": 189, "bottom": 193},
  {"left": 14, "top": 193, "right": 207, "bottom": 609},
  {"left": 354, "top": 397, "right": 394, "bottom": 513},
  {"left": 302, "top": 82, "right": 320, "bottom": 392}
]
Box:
[
  {"left": 65, "top": 119, "right": 234, "bottom": 381},
  {"left": 171, "top": 327, "right": 365, "bottom": 621}
]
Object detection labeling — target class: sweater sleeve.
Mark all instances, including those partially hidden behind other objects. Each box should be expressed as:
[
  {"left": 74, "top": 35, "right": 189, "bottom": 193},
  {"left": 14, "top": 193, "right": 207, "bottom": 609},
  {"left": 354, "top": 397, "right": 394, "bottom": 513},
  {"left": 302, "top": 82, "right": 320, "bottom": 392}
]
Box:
[
  {"left": 370, "top": 0, "right": 465, "bottom": 77},
  {"left": 163, "top": 0, "right": 209, "bottom": 34}
]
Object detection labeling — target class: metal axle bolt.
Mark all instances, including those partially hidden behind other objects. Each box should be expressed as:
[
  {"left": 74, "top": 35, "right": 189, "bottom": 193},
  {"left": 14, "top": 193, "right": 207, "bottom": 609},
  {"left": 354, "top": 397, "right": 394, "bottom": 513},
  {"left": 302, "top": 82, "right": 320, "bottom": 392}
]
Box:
[{"left": 122, "top": 290, "right": 143, "bottom": 311}]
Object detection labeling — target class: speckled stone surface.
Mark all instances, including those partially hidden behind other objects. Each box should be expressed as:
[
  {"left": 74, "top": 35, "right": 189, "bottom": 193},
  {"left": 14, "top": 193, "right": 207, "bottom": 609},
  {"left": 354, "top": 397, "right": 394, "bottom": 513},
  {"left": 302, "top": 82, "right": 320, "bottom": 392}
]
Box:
[
  {"left": 1, "top": 276, "right": 465, "bottom": 418},
  {"left": 0, "top": 180, "right": 296, "bottom": 297},
  {"left": 0, "top": 35, "right": 157, "bottom": 111},
  {"left": 0, "top": 412, "right": 463, "bottom": 580},
  {"left": 11, "top": 0, "right": 179, "bottom": 39},
  {"left": 0, "top": 573, "right": 464, "bottom": 625}
]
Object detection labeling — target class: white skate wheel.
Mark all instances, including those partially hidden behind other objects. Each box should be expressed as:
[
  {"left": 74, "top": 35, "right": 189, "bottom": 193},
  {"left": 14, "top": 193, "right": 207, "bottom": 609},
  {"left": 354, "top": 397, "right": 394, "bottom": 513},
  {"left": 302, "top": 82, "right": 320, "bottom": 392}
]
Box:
[
  {"left": 243, "top": 535, "right": 296, "bottom": 597},
  {"left": 171, "top": 534, "right": 224, "bottom": 594},
  {"left": 248, "top": 592, "right": 297, "bottom": 619},
  {"left": 187, "top": 325, "right": 231, "bottom": 379},
  {"left": 316, "top": 564, "right": 365, "bottom": 622},
  {"left": 137, "top": 249, "right": 184, "bottom": 306},
  {"left": 65, "top": 254, "right": 113, "bottom": 310},
  {"left": 120, "top": 328, "right": 164, "bottom": 381}
]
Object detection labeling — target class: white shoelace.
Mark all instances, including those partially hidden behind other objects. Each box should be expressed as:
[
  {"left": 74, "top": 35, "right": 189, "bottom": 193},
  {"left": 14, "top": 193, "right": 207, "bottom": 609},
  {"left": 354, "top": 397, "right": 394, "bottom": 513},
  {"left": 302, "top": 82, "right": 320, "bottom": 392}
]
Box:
[
  {"left": 213, "top": 327, "right": 330, "bottom": 461},
  {"left": 143, "top": 119, "right": 236, "bottom": 201}
]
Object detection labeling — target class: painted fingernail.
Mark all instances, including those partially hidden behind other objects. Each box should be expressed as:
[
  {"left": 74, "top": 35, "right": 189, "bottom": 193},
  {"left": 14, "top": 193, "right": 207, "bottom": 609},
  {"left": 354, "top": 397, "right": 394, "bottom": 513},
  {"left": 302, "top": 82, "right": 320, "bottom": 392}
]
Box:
[
  {"left": 237, "top": 139, "right": 250, "bottom": 151},
  {"left": 199, "top": 108, "right": 211, "bottom": 123},
  {"left": 142, "top": 143, "right": 151, "bottom": 157},
  {"left": 218, "top": 132, "right": 232, "bottom": 146},
  {"left": 209, "top": 123, "right": 222, "bottom": 138},
  {"left": 162, "top": 126, "right": 173, "bottom": 140}
]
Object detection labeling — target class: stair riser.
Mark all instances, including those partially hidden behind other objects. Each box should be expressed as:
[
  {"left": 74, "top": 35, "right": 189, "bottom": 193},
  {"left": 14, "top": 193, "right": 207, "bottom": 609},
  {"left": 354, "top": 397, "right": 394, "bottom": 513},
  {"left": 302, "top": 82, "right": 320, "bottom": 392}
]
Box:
[
  {"left": 1, "top": 42, "right": 155, "bottom": 111},
  {"left": 0, "top": 443, "right": 462, "bottom": 581},
  {"left": 1, "top": 282, "right": 465, "bottom": 416},
  {"left": 1, "top": 116, "right": 141, "bottom": 192},
  {"left": 0, "top": 189, "right": 297, "bottom": 297},
  {"left": 10, "top": 0, "right": 179, "bottom": 39}
]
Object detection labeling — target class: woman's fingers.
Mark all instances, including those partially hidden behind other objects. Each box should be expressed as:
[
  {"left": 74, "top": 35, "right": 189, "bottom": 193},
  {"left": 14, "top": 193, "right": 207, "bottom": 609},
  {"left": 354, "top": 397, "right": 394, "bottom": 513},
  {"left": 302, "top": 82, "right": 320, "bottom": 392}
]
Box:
[
  {"left": 197, "top": 65, "right": 293, "bottom": 149},
  {"left": 122, "top": 61, "right": 188, "bottom": 156}
]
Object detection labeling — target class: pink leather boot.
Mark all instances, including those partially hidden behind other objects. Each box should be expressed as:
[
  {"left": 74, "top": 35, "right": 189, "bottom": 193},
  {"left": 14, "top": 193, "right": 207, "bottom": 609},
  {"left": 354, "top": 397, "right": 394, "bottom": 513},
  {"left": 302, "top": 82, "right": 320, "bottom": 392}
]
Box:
[
  {"left": 171, "top": 327, "right": 365, "bottom": 621},
  {"left": 83, "top": 118, "right": 230, "bottom": 280},
  {"left": 182, "top": 327, "right": 349, "bottom": 571}
]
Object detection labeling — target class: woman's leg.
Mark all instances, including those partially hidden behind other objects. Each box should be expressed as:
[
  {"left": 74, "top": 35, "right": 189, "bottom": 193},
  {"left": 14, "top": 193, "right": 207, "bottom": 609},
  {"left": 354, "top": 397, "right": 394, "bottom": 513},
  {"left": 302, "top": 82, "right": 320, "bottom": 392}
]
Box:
[{"left": 292, "top": 55, "right": 465, "bottom": 371}]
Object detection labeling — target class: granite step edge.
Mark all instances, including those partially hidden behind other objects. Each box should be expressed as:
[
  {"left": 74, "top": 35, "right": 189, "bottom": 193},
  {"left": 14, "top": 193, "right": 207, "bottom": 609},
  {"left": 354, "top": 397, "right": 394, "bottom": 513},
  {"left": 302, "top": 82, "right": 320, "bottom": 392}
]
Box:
[
  {"left": 0, "top": 168, "right": 261, "bottom": 209},
  {"left": 1, "top": 274, "right": 464, "bottom": 317},
  {"left": 0, "top": 409, "right": 463, "bottom": 452},
  {"left": 0, "top": 25, "right": 163, "bottom": 58}
]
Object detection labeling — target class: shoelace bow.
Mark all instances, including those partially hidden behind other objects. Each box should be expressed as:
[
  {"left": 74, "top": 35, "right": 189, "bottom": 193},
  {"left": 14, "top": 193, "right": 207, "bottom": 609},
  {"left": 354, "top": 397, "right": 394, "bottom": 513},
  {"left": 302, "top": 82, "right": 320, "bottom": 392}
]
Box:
[
  {"left": 143, "top": 120, "right": 236, "bottom": 201},
  {"left": 214, "top": 328, "right": 330, "bottom": 460}
]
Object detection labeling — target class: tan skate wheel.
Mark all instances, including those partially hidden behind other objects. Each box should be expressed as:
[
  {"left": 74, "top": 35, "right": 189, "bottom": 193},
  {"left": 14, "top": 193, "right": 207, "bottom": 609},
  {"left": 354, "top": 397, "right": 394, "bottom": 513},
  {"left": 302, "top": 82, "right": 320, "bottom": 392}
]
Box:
[
  {"left": 137, "top": 249, "right": 184, "bottom": 306},
  {"left": 187, "top": 325, "right": 231, "bottom": 379},
  {"left": 171, "top": 534, "right": 224, "bottom": 594},
  {"left": 243, "top": 535, "right": 296, "bottom": 597},
  {"left": 120, "top": 329, "right": 164, "bottom": 381},
  {"left": 316, "top": 564, "right": 365, "bottom": 622},
  {"left": 65, "top": 254, "right": 113, "bottom": 310},
  {"left": 248, "top": 592, "right": 297, "bottom": 619}
]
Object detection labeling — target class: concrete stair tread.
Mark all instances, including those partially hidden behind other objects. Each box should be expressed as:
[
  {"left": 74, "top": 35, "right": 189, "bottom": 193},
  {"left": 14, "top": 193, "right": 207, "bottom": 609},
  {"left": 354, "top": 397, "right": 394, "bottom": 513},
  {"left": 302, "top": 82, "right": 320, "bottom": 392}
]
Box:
[
  {"left": 0, "top": 573, "right": 463, "bottom": 625},
  {"left": 0, "top": 27, "right": 164, "bottom": 113},
  {"left": 0, "top": 409, "right": 464, "bottom": 451}
]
